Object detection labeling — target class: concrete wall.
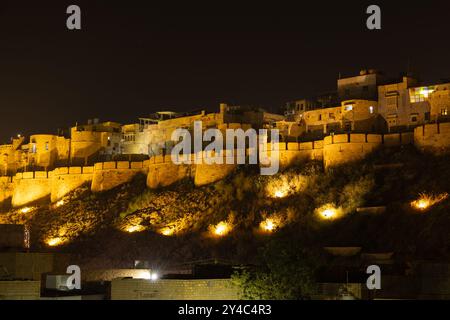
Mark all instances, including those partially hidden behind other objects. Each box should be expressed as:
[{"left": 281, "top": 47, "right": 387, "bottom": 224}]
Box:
[
  {"left": 0, "top": 281, "right": 40, "bottom": 300},
  {"left": 111, "top": 278, "right": 239, "bottom": 300},
  {"left": 414, "top": 123, "right": 450, "bottom": 154}
]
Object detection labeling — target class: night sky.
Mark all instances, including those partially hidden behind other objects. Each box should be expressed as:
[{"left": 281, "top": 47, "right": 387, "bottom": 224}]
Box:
[{"left": 0, "top": 1, "right": 449, "bottom": 142}]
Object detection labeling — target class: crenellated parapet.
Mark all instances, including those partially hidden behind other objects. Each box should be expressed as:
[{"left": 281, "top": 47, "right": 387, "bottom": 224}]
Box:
[
  {"left": 414, "top": 122, "right": 450, "bottom": 154},
  {"left": 91, "top": 161, "right": 149, "bottom": 192},
  {"left": 4, "top": 127, "right": 449, "bottom": 208}
]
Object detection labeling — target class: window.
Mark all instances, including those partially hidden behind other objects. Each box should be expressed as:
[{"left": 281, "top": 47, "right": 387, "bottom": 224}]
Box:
[
  {"left": 386, "top": 91, "right": 399, "bottom": 97},
  {"left": 45, "top": 142, "right": 49, "bottom": 151},
  {"left": 345, "top": 105, "right": 353, "bottom": 111},
  {"left": 318, "top": 114, "right": 322, "bottom": 121},
  {"left": 409, "top": 87, "right": 435, "bottom": 103},
  {"left": 441, "top": 108, "right": 448, "bottom": 116},
  {"left": 411, "top": 116, "right": 418, "bottom": 122},
  {"left": 31, "top": 144, "right": 36, "bottom": 154},
  {"left": 329, "top": 113, "right": 335, "bottom": 119},
  {"left": 369, "top": 106, "right": 374, "bottom": 114}
]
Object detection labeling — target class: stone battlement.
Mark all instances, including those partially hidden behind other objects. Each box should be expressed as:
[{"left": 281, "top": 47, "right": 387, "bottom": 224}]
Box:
[
  {"left": 414, "top": 122, "right": 450, "bottom": 154},
  {"left": 2, "top": 128, "right": 449, "bottom": 208}
]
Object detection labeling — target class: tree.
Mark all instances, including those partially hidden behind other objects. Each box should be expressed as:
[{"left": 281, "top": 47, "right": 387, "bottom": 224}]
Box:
[{"left": 232, "top": 236, "right": 321, "bottom": 299}]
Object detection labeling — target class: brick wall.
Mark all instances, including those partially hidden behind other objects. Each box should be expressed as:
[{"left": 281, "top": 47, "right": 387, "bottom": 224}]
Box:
[
  {"left": 111, "top": 278, "right": 240, "bottom": 300},
  {"left": 0, "top": 281, "right": 40, "bottom": 300}
]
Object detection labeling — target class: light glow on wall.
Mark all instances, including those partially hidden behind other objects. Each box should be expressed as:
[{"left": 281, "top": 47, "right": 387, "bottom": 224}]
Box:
[
  {"left": 260, "top": 218, "right": 277, "bottom": 232},
  {"left": 150, "top": 272, "right": 159, "bottom": 281},
  {"left": 266, "top": 174, "right": 308, "bottom": 199},
  {"left": 316, "top": 204, "right": 343, "bottom": 220},
  {"left": 136, "top": 270, "right": 151, "bottom": 280},
  {"left": 411, "top": 192, "right": 448, "bottom": 211},
  {"left": 19, "top": 207, "right": 33, "bottom": 214},
  {"left": 210, "top": 221, "right": 231, "bottom": 237},
  {"left": 159, "top": 227, "right": 175, "bottom": 236},
  {"left": 46, "top": 237, "right": 64, "bottom": 247},
  {"left": 274, "top": 190, "right": 286, "bottom": 198},
  {"left": 55, "top": 200, "right": 65, "bottom": 208},
  {"left": 125, "top": 225, "right": 145, "bottom": 233}
]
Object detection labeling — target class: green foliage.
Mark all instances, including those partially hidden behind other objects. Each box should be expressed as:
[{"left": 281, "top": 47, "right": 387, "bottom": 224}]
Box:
[{"left": 232, "top": 236, "right": 321, "bottom": 299}]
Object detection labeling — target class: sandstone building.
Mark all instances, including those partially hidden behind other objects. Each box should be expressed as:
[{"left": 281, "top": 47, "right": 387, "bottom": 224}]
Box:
[{"left": 0, "top": 69, "right": 449, "bottom": 209}]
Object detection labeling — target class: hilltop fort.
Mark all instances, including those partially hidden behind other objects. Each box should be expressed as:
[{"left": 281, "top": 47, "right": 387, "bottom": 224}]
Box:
[{"left": 1, "top": 69, "right": 450, "bottom": 208}]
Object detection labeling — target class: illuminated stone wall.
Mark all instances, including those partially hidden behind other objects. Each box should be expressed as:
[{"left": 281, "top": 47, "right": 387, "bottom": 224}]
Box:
[
  {"left": 8, "top": 127, "right": 446, "bottom": 207},
  {"left": 194, "top": 154, "right": 238, "bottom": 186},
  {"left": 0, "top": 176, "right": 14, "bottom": 206},
  {"left": 51, "top": 166, "right": 94, "bottom": 202},
  {"left": 11, "top": 171, "right": 52, "bottom": 207},
  {"left": 0, "top": 136, "right": 26, "bottom": 175},
  {"left": 111, "top": 278, "right": 239, "bottom": 300},
  {"left": 0, "top": 252, "right": 70, "bottom": 281},
  {"left": 275, "top": 141, "right": 324, "bottom": 169},
  {"left": 323, "top": 134, "right": 381, "bottom": 168},
  {"left": 91, "top": 161, "right": 149, "bottom": 192},
  {"left": 27, "top": 134, "right": 70, "bottom": 169},
  {"left": 10, "top": 162, "right": 148, "bottom": 207},
  {"left": 147, "top": 155, "right": 194, "bottom": 189},
  {"left": 0, "top": 281, "right": 40, "bottom": 300},
  {"left": 414, "top": 123, "right": 450, "bottom": 154},
  {"left": 323, "top": 132, "right": 413, "bottom": 168}
]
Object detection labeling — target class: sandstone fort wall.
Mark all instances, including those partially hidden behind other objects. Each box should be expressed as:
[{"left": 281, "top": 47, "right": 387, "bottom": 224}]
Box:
[{"left": 5, "top": 129, "right": 450, "bottom": 207}]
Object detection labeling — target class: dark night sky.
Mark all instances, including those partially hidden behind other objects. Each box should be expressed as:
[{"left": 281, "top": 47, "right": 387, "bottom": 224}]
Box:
[{"left": 0, "top": 1, "right": 449, "bottom": 142}]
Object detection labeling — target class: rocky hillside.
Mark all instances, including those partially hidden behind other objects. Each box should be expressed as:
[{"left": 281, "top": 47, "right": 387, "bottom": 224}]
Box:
[{"left": 1, "top": 145, "right": 450, "bottom": 269}]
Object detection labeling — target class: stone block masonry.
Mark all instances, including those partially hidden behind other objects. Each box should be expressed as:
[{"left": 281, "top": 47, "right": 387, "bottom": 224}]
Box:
[
  {"left": 414, "top": 122, "right": 450, "bottom": 154},
  {"left": 10, "top": 161, "right": 147, "bottom": 207},
  {"left": 111, "top": 278, "right": 239, "bottom": 300},
  {"left": 5, "top": 128, "right": 450, "bottom": 207},
  {"left": 0, "top": 281, "right": 40, "bottom": 300},
  {"left": 91, "top": 161, "right": 148, "bottom": 192}
]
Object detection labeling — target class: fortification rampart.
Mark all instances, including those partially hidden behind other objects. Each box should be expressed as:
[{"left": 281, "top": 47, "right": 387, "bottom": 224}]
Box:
[
  {"left": 91, "top": 161, "right": 149, "bottom": 192},
  {"left": 323, "top": 133, "right": 413, "bottom": 168},
  {"left": 414, "top": 122, "right": 450, "bottom": 154},
  {"left": 12, "top": 171, "right": 52, "bottom": 207},
  {"left": 51, "top": 166, "right": 94, "bottom": 202},
  {"left": 10, "top": 161, "right": 149, "bottom": 207},
  {"left": 0, "top": 176, "right": 14, "bottom": 206},
  {"left": 5, "top": 128, "right": 449, "bottom": 207}
]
